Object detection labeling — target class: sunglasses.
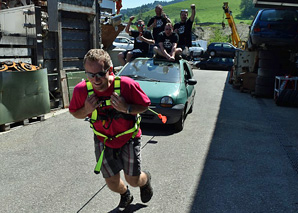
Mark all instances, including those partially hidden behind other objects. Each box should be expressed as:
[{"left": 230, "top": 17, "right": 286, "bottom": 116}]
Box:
[
  {"left": 85, "top": 67, "right": 110, "bottom": 78},
  {"left": 137, "top": 24, "right": 144, "bottom": 27},
  {"left": 181, "top": 9, "right": 188, "bottom": 12}
]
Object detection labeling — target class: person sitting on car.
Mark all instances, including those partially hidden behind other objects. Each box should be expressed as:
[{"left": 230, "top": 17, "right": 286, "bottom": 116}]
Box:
[
  {"left": 118, "top": 16, "right": 155, "bottom": 66},
  {"left": 153, "top": 23, "right": 182, "bottom": 62}
]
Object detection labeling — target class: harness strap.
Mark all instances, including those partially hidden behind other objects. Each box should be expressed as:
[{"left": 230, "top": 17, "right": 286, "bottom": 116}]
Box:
[
  {"left": 93, "top": 114, "right": 141, "bottom": 174},
  {"left": 85, "top": 76, "right": 141, "bottom": 174}
]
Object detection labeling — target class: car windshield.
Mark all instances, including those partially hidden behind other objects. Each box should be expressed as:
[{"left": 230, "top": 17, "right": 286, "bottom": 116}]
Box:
[
  {"left": 118, "top": 58, "right": 181, "bottom": 83},
  {"left": 260, "top": 10, "right": 298, "bottom": 22},
  {"left": 192, "top": 42, "right": 201, "bottom": 47}
]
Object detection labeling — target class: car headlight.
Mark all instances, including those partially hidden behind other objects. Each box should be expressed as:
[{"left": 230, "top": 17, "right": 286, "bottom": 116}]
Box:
[{"left": 160, "top": 96, "right": 173, "bottom": 108}]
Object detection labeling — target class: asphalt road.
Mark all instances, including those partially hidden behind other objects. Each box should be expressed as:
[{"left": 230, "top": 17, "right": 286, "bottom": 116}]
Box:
[{"left": 1, "top": 69, "right": 298, "bottom": 213}]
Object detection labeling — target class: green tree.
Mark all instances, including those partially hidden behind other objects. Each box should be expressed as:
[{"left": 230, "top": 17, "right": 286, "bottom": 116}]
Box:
[{"left": 240, "top": 0, "right": 258, "bottom": 18}]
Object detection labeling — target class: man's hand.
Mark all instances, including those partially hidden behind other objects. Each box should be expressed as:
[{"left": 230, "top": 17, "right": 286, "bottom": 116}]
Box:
[
  {"left": 84, "top": 93, "right": 101, "bottom": 115},
  {"left": 129, "top": 16, "right": 135, "bottom": 22},
  {"left": 191, "top": 4, "right": 195, "bottom": 10},
  {"left": 110, "top": 92, "right": 128, "bottom": 113}
]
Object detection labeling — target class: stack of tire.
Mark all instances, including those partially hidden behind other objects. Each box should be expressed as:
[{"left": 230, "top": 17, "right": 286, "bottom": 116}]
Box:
[
  {"left": 0, "top": 61, "right": 40, "bottom": 72},
  {"left": 275, "top": 89, "right": 298, "bottom": 107},
  {"left": 255, "top": 50, "right": 290, "bottom": 98}
]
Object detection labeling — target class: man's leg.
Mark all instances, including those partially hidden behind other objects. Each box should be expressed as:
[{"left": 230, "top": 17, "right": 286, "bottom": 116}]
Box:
[
  {"left": 126, "top": 51, "right": 133, "bottom": 63},
  {"left": 105, "top": 173, "right": 134, "bottom": 211},
  {"left": 118, "top": 52, "right": 126, "bottom": 66},
  {"left": 122, "top": 138, "right": 153, "bottom": 203},
  {"left": 105, "top": 173, "right": 126, "bottom": 194},
  {"left": 125, "top": 172, "right": 153, "bottom": 203}
]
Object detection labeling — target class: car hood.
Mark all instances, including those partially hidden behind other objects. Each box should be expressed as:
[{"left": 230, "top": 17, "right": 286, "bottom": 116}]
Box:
[{"left": 136, "top": 80, "right": 180, "bottom": 104}]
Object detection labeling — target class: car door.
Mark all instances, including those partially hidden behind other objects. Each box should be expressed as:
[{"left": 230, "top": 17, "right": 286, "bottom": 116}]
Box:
[
  {"left": 222, "top": 43, "right": 234, "bottom": 57},
  {"left": 207, "top": 57, "right": 220, "bottom": 69},
  {"left": 183, "top": 62, "right": 196, "bottom": 112}
]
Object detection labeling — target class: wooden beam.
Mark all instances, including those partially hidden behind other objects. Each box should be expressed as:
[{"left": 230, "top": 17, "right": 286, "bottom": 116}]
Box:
[{"left": 58, "top": 11, "right": 70, "bottom": 108}]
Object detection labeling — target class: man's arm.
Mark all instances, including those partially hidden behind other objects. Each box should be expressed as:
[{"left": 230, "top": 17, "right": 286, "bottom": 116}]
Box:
[
  {"left": 110, "top": 92, "right": 148, "bottom": 114},
  {"left": 125, "top": 16, "right": 135, "bottom": 35},
  {"left": 162, "top": 12, "right": 171, "bottom": 23},
  {"left": 190, "top": 4, "right": 196, "bottom": 22},
  {"left": 138, "top": 32, "right": 155, "bottom": 45},
  {"left": 70, "top": 93, "right": 101, "bottom": 119},
  {"left": 147, "top": 18, "right": 156, "bottom": 31},
  {"left": 169, "top": 43, "right": 177, "bottom": 58}
]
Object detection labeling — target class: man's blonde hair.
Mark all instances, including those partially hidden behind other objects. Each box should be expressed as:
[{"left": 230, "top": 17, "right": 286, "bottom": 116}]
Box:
[{"left": 83, "top": 49, "right": 113, "bottom": 69}]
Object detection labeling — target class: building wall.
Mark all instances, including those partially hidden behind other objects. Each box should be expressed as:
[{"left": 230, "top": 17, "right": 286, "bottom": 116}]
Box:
[{"left": 100, "top": 0, "right": 115, "bottom": 14}]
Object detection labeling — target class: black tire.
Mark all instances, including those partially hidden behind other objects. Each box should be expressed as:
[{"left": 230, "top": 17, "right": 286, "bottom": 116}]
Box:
[
  {"left": 275, "top": 89, "right": 287, "bottom": 106},
  {"left": 293, "top": 91, "right": 298, "bottom": 107},
  {"left": 281, "top": 89, "right": 293, "bottom": 106},
  {"left": 247, "top": 36, "right": 256, "bottom": 51},
  {"left": 174, "top": 110, "right": 185, "bottom": 132},
  {"left": 188, "top": 101, "right": 194, "bottom": 114},
  {"left": 255, "top": 85, "right": 274, "bottom": 98},
  {"left": 258, "top": 50, "right": 290, "bottom": 60},
  {"left": 289, "top": 90, "right": 298, "bottom": 107},
  {"left": 209, "top": 50, "right": 216, "bottom": 57},
  {"left": 258, "top": 68, "right": 278, "bottom": 78},
  {"left": 256, "top": 76, "right": 275, "bottom": 87},
  {"left": 258, "top": 59, "right": 281, "bottom": 69}
]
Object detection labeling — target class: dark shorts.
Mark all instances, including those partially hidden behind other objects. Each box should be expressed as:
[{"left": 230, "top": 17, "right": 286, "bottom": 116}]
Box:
[
  {"left": 94, "top": 135, "right": 142, "bottom": 178},
  {"left": 122, "top": 49, "right": 148, "bottom": 59}
]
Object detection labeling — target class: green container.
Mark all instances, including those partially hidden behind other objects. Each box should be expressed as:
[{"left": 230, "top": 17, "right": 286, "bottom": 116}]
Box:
[
  {"left": 0, "top": 68, "right": 50, "bottom": 125},
  {"left": 66, "top": 71, "right": 86, "bottom": 101}
]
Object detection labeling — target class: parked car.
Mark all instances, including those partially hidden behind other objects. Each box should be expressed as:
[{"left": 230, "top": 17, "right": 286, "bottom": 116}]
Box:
[
  {"left": 112, "top": 36, "right": 134, "bottom": 50},
  {"left": 189, "top": 41, "right": 205, "bottom": 57},
  {"left": 117, "top": 58, "right": 197, "bottom": 131},
  {"left": 195, "top": 57, "right": 234, "bottom": 71},
  {"left": 206, "top": 42, "right": 239, "bottom": 58},
  {"left": 248, "top": 8, "right": 298, "bottom": 50}
]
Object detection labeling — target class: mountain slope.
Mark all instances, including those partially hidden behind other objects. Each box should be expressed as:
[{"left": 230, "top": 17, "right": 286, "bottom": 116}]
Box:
[{"left": 122, "top": 0, "right": 252, "bottom": 24}]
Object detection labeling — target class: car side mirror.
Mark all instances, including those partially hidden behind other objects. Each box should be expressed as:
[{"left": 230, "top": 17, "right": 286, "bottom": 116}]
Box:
[{"left": 186, "top": 78, "right": 197, "bottom": 85}]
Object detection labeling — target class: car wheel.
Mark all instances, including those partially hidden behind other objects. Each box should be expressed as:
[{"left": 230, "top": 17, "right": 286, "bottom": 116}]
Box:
[
  {"left": 188, "top": 101, "right": 194, "bottom": 114},
  {"left": 210, "top": 50, "right": 216, "bottom": 57},
  {"left": 174, "top": 109, "right": 185, "bottom": 132}
]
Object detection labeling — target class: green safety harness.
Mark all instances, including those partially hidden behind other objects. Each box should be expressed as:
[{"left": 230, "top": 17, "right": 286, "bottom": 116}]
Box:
[{"left": 86, "top": 76, "right": 141, "bottom": 174}]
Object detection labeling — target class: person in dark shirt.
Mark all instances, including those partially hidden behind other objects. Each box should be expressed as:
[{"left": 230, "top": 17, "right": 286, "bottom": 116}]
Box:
[
  {"left": 118, "top": 17, "right": 155, "bottom": 66},
  {"left": 153, "top": 23, "right": 182, "bottom": 61},
  {"left": 174, "top": 4, "right": 196, "bottom": 50},
  {"left": 147, "top": 4, "right": 171, "bottom": 43}
]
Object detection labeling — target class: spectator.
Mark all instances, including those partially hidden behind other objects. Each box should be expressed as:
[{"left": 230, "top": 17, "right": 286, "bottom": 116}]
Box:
[
  {"left": 153, "top": 23, "right": 182, "bottom": 61},
  {"left": 174, "top": 4, "right": 196, "bottom": 50},
  {"left": 147, "top": 4, "right": 171, "bottom": 42},
  {"left": 118, "top": 17, "right": 155, "bottom": 66}
]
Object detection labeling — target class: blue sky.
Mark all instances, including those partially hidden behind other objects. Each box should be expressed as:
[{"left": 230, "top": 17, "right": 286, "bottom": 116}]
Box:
[{"left": 121, "top": 0, "right": 172, "bottom": 9}]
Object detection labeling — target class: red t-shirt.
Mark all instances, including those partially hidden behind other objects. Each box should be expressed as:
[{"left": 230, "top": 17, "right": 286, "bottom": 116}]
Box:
[{"left": 69, "top": 76, "right": 151, "bottom": 148}]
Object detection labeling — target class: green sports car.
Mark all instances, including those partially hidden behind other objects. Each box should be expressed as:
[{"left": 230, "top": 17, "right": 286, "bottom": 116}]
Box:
[{"left": 117, "top": 58, "right": 197, "bottom": 132}]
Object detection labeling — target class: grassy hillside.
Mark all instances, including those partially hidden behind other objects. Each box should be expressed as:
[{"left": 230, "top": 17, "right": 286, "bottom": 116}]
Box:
[{"left": 127, "top": 0, "right": 254, "bottom": 25}]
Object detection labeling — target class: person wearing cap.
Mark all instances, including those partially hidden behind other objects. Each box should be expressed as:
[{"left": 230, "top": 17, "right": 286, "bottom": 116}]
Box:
[
  {"left": 147, "top": 4, "right": 171, "bottom": 43},
  {"left": 118, "top": 16, "right": 155, "bottom": 66},
  {"left": 153, "top": 23, "right": 182, "bottom": 61},
  {"left": 174, "top": 4, "right": 196, "bottom": 50}
]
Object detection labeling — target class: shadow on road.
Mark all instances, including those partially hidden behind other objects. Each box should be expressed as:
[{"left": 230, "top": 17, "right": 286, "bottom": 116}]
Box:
[
  {"left": 189, "top": 75, "right": 298, "bottom": 212},
  {"left": 141, "top": 123, "right": 176, "bottom": 136},
  {"left": 108, "top": 203, "right": 147, "bottom": 213}
]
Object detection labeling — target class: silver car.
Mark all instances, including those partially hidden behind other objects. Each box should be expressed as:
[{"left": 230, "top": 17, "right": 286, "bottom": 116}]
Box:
[{"left": 112, "top": 36, "right": 134, "bottom": 50}]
